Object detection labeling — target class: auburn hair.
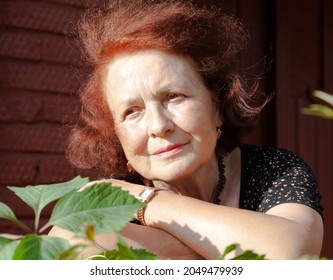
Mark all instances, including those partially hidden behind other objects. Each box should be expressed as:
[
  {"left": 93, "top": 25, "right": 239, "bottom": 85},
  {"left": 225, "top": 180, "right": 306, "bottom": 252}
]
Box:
[{"left": 68, "top": 0, "right": 269, "bottom": 180}]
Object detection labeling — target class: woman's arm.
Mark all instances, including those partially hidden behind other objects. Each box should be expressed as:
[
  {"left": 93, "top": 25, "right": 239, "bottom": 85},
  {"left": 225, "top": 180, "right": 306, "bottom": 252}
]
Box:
[
  {"left": 144, "top": 190, "right": 323, "bottom": 259},
  {"left": 48, "top": 222, "right": 204, "bottom": 260},
  {"left": 58, "top": 178, "right": 323, "bottom": 260}
]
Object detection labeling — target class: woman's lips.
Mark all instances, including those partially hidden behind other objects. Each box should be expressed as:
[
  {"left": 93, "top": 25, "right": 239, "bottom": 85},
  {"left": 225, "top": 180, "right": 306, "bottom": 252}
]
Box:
[{"left": 153, "top": 143, "right": 185, "bottom": 157}]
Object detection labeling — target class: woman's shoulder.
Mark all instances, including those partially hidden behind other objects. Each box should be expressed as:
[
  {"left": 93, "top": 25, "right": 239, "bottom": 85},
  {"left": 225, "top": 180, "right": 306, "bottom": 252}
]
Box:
[
  {"left": 239, "top": 144, "right": 323, "bottom": 216},
  {"left": 241, "top": 143, "right": 301, "bottom": 159},
  {"left": 240, "top": 144, "right": 312, "bottom": 172},
  {"left": 239, "top": 143, "right": 318, "bottom": 191}
]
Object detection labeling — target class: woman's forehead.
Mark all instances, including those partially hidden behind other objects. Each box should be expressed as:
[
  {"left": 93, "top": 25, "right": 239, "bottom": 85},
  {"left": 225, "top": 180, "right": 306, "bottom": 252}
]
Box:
[
  {"left": 104, "top": 50, "right": 204, "bottom": 93},
  {"left": 106, "top": 50, "right": 191, "bottom": 75}
]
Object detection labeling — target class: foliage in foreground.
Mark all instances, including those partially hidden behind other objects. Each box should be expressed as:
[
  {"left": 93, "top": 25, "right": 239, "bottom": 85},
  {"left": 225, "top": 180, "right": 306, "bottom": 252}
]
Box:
[
  {"left": 301, "top": 90, "right": 333, "bottom": 119},
  {"left": 0, "top": 177, "right": 322, "bottom": 260},
  {"left": 0, "top": 176, "right": 146, "bottom": 260}
]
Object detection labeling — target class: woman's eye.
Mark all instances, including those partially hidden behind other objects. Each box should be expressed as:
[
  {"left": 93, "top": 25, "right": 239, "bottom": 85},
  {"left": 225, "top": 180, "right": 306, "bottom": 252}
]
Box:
[
  {"left": 123, "top": 107, "right": 140, "bottom": 119},
  {"left": 125, "top": 109, "right": 134, "bottom": 116},
  {"left": 166, "top": 93, "right": 184, "bottom": 101}
]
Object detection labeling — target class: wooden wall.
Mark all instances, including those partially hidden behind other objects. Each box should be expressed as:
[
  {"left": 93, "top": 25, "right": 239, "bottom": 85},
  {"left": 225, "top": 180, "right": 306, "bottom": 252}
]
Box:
[
  {"left": 0, "top": 0, "right": 104, "bottom": 234},
  {"left": 275, "top": 0, "right": 333, "bottom": 259}
]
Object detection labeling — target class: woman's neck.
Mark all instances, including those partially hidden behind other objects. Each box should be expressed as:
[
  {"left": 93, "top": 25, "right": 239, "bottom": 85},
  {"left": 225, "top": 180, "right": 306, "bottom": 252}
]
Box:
[
  {"left": 152, "top": 154, "right": 220, "bottom": 202},
  {"left": 219, "top": 147, "right": 241, "bottom": 207}
]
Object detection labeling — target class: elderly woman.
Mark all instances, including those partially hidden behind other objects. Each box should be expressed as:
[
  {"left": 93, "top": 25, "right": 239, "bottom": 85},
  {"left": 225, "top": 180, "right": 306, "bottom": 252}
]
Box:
[{"left": 49, "top": 0, "right": 323, "bottom": 259}]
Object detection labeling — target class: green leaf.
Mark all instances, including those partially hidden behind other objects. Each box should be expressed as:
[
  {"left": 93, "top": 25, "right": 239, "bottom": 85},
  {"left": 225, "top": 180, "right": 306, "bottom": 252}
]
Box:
[
  {"left": 83, "top": 221, "right": 96, "bottom": 242},
  {"left": 0, "top": 202, "right": 18, "bottom": 222},
  {"left": 91, "top": 238, "right": 157, "bottom": 260},
  {"left": 12, "top": 234, "right": 71, "bottom": 260},
  {"left": 41, "top": 183, "right": 144, "bottom": 234},
  {"left": 301, "top": 104, "right": 333, "bottom": 119},
  {"left": 218, "top": 243, "right": 240, "bottom": 260},
  {"left": 57, "top": 244, "right": 87, "bottom": 260},
  {"left": 218, "top": 243, "right": 266, "bottom": 260},
  {"left": 8, "top": 176, "right": 89, "bottom": 231},
  {"left": 0, "top": 237, "right": 20, "bottom": 260},
  {"left": 115, "top": 239, "right": 158, "bottom": 260},
  {"left": 231, "top": 250, "right": 266, "bottom": 260},
  {"left": 0, "top": 202, "right": 32, "bottom": 233},
  {"left": 313, "top": 90, "right": 333, "bottom": 107}
]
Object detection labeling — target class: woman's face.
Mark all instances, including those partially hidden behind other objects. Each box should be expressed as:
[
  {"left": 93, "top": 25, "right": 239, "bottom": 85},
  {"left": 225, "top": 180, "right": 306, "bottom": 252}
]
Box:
[{"left": 104, "top": 50, "right": 221, "bottom": 182}]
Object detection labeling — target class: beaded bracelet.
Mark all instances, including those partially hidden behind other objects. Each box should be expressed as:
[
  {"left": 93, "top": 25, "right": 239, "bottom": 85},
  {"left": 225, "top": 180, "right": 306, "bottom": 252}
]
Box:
[
  {"left": 137, "top": 206, "right": 148, "bottom": 226},
  {"left": 136, "top": 188, "right": 160, "bottom": 226}
]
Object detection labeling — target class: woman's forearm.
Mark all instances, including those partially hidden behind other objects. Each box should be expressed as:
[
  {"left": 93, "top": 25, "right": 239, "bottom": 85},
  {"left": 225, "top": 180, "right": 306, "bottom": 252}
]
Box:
[
  {"left": 145, "top": 191, "right": 323, "bottom": 259},
  {"left": 48, "top": 223, "right": 204, "bottom": 260}
]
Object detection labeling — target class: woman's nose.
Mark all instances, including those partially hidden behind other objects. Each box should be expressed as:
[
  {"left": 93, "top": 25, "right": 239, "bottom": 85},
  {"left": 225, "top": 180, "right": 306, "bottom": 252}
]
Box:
[{"left": 146, "top": 105, "right": 174, "bottom": 138}]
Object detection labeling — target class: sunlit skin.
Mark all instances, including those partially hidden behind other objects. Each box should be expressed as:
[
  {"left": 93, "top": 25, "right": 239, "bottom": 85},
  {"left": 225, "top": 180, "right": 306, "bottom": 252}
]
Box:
[{"left": 104, "top": 50, "right": 222, "bottom": 199}]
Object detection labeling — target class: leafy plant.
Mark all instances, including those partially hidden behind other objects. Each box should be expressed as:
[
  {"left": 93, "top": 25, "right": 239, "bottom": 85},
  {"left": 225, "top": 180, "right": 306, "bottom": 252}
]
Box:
[
  {"left": 1, "top": 176, "right": 310, "bottom": 260},
  {"left": 301, "top": 90, "right": 333, "bottom": 119},
  {"left": 218, "top": 243, "right": 266, "bottom": 260},
  {"left": 0, "top": 176, "right": 147, "bottom": 260},
  {"left": 89, "top": 237, "right": 158, "bottom": 260}
]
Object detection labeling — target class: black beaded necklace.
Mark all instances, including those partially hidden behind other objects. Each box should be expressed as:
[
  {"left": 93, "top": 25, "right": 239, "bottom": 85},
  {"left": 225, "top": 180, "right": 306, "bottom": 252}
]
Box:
[{"left": 211, "top": 155, "right": 227, "bottom": 204}]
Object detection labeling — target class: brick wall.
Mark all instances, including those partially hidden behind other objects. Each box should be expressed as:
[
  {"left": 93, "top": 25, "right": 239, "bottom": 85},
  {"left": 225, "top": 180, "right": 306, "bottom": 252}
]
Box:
[{"left": 0, "top": 0, "right": 105, "bottom": 234}]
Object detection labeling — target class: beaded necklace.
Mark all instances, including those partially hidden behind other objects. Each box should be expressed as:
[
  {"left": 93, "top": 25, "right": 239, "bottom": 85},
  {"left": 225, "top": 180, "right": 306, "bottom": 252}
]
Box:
[{"left": 211, "top": 156, "right": 227, "bottom": 204}]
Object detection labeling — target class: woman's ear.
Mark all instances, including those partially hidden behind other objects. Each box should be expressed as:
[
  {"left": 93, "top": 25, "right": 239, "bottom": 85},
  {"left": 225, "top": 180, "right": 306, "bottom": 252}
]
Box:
[{"left": 215, "top": 109, "right": 223, "bottom": 127}]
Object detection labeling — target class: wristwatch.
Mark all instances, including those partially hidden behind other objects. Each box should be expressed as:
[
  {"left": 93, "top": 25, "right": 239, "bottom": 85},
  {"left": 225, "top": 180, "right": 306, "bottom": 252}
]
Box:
[{"left": 138, "top": 188, "right": 156, "bottom": 203}]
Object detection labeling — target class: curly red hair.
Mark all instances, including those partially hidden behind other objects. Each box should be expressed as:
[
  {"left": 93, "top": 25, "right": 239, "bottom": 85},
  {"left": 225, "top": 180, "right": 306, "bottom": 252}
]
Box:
[{"left": 68, "top": 0, "right": 269, "bottom": 179}]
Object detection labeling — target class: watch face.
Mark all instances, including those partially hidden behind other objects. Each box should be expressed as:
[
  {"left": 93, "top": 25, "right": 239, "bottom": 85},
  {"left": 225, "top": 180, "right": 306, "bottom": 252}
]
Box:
[{"left": 138, "top": 188, "right": 155, "bottom": 202}]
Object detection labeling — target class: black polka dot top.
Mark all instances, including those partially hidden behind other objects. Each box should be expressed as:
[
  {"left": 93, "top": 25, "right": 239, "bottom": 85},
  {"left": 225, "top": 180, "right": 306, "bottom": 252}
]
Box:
[{"left": 239, "top": 144, "right": 323, "bottom": 217}]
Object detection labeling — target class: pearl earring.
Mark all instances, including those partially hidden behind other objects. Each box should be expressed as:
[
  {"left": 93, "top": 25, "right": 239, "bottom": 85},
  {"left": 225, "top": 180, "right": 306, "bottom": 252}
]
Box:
[{"left": 216, "top": 127, "right": 222, "bottom": 140}]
